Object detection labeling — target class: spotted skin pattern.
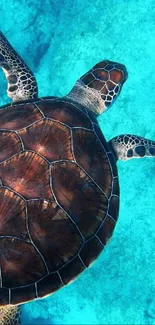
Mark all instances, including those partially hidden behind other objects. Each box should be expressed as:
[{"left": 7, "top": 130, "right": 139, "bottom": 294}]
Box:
[
  {"left": 67, "top": 60, "right": 128, "bottom": 115},
  {"left": 0, "top": 31, "right": 38, "bottom": 102},
  {"left": 109, "top": 134, "right": 155, "bottom": 160},
  {"left": 0, "top": 306, "right": 20, "bottom": 325},
  {"left": 81, "top": 60, "right": 127, "bottom": 107}
]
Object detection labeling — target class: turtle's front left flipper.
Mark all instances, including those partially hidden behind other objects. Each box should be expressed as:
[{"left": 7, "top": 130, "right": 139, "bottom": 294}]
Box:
[
  {"left": 0, "top": 31, "right": 38, "bottom": 102},
  {"left": 109, "top": 134, "right": 155, "bottom": 161}
]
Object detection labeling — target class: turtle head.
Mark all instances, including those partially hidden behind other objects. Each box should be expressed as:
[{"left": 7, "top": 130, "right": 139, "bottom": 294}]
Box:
[{"left": 66, "top": 60, "right": 128, "bottom": 116}]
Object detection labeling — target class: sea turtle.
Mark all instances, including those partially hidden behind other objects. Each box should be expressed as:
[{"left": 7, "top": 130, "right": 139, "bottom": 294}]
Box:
[{"left": 0, "top": 30, "right": 155, "bottom": 325}]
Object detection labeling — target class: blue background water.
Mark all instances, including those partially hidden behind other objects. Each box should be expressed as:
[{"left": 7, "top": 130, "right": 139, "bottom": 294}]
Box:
[{"left": 0, "top": 0, "right": 155, "bottom": 324}]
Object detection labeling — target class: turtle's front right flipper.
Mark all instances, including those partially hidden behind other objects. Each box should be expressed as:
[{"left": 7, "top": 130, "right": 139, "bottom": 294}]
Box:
[
  {"left": 0, "top": 31, "right": 38, "bottom": 102},
  {"left": 109, "top": 134, "right": 155, "bottom": 161}
]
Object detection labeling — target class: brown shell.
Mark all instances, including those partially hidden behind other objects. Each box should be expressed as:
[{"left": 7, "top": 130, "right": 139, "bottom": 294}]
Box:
[{"left": 0, "top": 97, "right": 119, "bottom": 306}]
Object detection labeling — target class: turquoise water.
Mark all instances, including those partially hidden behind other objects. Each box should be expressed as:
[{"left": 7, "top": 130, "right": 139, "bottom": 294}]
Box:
[{"left": 0, "top": 0, "right": 155, "bottom": 324}]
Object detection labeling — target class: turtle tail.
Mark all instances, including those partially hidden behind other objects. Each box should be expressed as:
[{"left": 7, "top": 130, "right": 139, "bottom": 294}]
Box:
[{"left": 0, "top": 305, "right": 21, "bottom": 325}]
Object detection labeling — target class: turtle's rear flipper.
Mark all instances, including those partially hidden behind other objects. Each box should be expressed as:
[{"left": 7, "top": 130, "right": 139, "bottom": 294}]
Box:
[
  {"left": 109, "top": 134, "right": 155, "bottom": 161},
  {"left": 0, "top": 31, "right": 38, "bottom": 102},
  {"left": 0, "top": 305, "right": 21, "bottom": 325}
]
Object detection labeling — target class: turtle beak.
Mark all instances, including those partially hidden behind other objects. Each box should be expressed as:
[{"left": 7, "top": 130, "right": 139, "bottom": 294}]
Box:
[
  {"left": 97, "top": 60, "right": 128, "bottom": 87},
  {"left": 112, "top": 61, "right": 128, "bottom": 84}
]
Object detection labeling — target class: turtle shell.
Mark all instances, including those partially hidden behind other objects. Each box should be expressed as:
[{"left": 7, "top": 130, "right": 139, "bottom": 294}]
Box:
[{"left": 0, "top": 97, "right": 119, "bottom": 306}]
